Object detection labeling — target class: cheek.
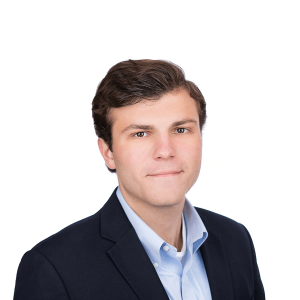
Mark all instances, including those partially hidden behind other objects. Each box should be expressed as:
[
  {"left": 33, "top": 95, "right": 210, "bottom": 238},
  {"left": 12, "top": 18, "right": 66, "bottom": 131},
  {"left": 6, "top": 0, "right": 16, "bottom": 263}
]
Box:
[
  {"left": 181, "top": 141, "right": 202, "bottom": 162},
  {"left": 116, "top": 145, "right": 148, "bottom": 171}
]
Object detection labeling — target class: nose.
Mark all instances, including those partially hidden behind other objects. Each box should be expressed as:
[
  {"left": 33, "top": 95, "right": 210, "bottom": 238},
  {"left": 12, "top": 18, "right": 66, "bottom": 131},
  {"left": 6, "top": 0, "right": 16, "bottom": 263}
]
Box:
[{"left": 153, "top": 134, "right": 176, "bottom": 160}]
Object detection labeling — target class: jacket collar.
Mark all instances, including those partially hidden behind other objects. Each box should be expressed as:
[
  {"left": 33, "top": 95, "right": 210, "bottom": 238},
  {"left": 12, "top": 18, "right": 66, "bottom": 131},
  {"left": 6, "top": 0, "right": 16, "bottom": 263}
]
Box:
[{"left": 197, "top": 209, "right": 235, "bottom": 300}]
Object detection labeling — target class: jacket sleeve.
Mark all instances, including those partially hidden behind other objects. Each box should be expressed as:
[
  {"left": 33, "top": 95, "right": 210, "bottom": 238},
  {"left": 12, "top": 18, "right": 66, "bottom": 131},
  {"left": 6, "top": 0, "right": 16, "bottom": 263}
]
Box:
[
  {"left": 242, "top": 225, "right": 266, "bottom": 300},
  {"left": 13, "top": 249, "right": 70, "bottom": 300}
]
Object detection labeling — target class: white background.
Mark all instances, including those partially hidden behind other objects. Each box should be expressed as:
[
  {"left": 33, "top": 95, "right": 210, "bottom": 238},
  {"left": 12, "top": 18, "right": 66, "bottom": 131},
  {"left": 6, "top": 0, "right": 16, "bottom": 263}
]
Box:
[{"left": 1, "top": 1, "right": 299, "bottom": 299}]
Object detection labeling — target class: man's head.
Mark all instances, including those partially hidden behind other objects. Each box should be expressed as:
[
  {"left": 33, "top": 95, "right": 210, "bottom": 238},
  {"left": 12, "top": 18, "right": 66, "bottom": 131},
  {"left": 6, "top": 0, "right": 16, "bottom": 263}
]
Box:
[
  {"left": 92, "top": 59, "right": 206, "bottom": 171},
  {"left": 92, "top": 59, "right": 206, "bottom": 207}
]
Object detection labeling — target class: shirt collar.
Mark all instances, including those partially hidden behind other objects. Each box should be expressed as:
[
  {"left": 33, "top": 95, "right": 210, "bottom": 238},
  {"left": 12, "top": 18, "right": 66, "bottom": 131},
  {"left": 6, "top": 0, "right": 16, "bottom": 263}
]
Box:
[
  {"left": 116, "top": 186, "right": 208, "bottom": 266},
  {"left": 183, "top": 197, "right": 208, "bottom": 254},
  {"left": 180, "top": 212, "right": 186, "bottom": 253}
]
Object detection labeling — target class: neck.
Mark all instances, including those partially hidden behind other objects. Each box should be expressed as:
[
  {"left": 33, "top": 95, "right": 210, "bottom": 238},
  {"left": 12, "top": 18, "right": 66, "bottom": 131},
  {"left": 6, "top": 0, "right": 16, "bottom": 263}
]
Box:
[{"left": 119, "top": 186, "right": 185, "bottom": 251}]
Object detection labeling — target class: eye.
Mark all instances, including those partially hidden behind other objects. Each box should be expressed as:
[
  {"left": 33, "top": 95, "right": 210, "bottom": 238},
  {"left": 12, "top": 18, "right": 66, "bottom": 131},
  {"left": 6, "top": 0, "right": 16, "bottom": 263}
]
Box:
[
  {"left": 134, "top": 132, "right": 148, "bottom": 138},
  {"left": 175, "top": 128, "right": 189, "bottom": 134}
]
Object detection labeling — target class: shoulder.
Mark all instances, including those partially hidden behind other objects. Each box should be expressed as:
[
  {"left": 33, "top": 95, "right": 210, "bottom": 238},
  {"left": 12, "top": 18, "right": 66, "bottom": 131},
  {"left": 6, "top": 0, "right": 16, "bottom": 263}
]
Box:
[
  {"left": 194, "top": 207, "right": 258, "bottom": 264},
  {"left": 194, "top": 206, "right": 250, "bottom": 240},
  {"left": 32, "top": 210, "right": 102, "bottom": 257}
]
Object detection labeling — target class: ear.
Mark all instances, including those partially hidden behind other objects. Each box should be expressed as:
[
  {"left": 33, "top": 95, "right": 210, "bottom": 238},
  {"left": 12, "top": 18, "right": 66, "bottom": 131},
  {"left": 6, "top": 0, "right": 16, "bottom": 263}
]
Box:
[{"left": 97, "top": 138, "right": 116, "bottom": 170}]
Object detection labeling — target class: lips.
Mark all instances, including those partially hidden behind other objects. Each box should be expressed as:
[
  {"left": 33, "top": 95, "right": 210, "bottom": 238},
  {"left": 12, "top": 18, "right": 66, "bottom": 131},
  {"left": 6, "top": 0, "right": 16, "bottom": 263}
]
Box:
[{"left": 149, "top": 171, "right": 182, "bottom": 176}]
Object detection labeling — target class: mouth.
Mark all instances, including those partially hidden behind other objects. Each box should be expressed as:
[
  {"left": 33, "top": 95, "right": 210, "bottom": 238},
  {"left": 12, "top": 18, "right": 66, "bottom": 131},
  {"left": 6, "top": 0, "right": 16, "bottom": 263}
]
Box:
[{"left": 148, "top": 171, "right": 183, "bottom": 177}]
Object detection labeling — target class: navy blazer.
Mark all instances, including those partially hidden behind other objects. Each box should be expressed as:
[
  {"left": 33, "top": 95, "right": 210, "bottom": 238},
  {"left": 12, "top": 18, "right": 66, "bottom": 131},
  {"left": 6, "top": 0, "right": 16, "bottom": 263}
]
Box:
[{"left": 14, "top": 187, "right": 265, "bottom": 300}]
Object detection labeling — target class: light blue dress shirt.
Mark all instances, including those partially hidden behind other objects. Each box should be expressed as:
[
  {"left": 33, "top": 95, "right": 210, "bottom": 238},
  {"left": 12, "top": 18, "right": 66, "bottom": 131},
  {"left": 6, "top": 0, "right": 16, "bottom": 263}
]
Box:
[{"left": 116, "top": 187, "right": 212, "bottom": 300}]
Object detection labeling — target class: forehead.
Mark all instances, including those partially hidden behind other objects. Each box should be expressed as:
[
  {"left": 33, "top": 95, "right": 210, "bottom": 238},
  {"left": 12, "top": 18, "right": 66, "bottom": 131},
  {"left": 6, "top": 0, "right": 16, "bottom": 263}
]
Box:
[{"left": 109, "top": 89, "right": 200, "bottom": 131}]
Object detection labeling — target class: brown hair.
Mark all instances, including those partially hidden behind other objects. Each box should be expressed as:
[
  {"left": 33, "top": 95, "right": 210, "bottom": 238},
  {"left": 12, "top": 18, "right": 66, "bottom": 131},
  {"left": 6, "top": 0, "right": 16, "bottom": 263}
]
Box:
[{"left": 92, "top": 59, "right": 207, "bottom": 173}]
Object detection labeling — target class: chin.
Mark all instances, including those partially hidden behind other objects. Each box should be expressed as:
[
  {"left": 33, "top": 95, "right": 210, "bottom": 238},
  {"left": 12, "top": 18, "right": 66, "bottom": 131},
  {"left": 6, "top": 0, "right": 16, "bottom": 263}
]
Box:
[{"left": 144, "top": 188, "right": 185, "bottom": 207}]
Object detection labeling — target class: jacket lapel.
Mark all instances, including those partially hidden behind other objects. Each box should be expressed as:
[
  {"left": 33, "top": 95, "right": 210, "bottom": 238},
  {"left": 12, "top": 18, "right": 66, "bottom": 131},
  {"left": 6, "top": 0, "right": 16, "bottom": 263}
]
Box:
[
  {"left": 200, "top": 230, "right": 235, "bottom": 300},
  {"left": 100, "top": 188, "right": 169, "bottom": 300},
  {"left": 108, "top": 228, "right": 170, "bottom": 300}
]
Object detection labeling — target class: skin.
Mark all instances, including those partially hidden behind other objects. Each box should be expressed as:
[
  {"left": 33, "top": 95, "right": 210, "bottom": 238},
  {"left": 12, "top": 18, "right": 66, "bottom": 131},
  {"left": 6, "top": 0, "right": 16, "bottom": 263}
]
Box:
[{"left": 98, "top": 88, "right": 202, "bottom": 251}]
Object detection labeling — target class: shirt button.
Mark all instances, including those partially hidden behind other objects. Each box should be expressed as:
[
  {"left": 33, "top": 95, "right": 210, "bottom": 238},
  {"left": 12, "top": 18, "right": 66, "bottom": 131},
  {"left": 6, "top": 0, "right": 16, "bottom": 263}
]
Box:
[
  {"left": 182, "top": 279, "right": 185, "bottom": 283},
  {"left": 153, "top": 263, "right": 158, "bottom": 268},
  {"left": 163, "top": 246, "right": 169, "bottom": 251}
]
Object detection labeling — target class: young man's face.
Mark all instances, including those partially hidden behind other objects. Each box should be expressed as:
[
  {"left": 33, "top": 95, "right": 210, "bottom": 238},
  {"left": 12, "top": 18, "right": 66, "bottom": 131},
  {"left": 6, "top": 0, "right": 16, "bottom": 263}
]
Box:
[{"left": 98, "top": 88, "right": 202, "bottom": 208}]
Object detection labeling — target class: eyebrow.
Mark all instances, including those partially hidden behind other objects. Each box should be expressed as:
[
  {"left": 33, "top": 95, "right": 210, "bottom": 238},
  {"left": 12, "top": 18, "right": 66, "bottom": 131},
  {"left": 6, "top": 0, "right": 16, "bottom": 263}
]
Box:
[{"left": 121, "top": 118, "right": 198, "bottom": 134}]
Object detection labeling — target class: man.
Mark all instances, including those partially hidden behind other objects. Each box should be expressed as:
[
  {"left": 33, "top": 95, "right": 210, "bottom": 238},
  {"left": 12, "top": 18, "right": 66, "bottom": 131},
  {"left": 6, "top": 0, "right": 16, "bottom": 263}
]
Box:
[{"left": 14, "top": 59, "right": 265, "bottom": 300}]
